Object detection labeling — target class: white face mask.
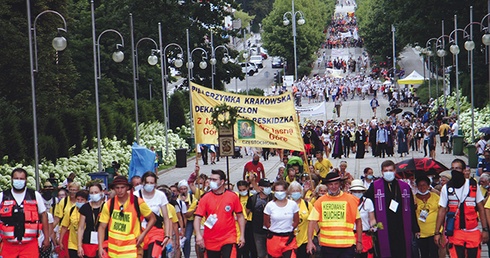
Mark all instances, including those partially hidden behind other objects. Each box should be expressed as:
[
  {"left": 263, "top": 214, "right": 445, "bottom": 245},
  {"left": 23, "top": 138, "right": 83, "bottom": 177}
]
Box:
[
  {"left": 383, "top": 171, "right": 395, "bottom": 182},
  {"left": 134, "top": 185, "right": 143, "bottom": 191},
  {"left": 417, "top": 190, "right": 430, "bottom": 195},
  {"left": 209, "top": 181, "right": 221, "bottom": 191},
  {"left": 250, "top": 190, "right": 258, "bottom": 195},
  {"left": 274, "top": 191, "right": 287, "bottom": 200},
  {"left": 90, "top": 193, "right": 102, "bottom": 202},
  {"left": 262, "top": 187, "right": 272, "bottom": 195},
  {"left": 239, "top": 191, "right": 248, "bottom": 196}
]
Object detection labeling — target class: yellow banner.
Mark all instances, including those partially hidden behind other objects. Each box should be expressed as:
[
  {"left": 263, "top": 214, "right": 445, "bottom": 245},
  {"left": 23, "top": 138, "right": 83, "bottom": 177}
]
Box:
[{"left": 191, "top": 83, "right": 305, "bottom": 151}]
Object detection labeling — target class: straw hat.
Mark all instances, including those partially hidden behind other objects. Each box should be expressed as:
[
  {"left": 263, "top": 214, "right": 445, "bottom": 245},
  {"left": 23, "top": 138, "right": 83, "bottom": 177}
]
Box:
[{"left": 349, "top": 179, "right": 366, "bottom": 191}]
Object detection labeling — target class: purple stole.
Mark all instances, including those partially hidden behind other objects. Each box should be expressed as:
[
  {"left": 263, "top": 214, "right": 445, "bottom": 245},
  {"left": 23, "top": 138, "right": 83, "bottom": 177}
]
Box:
[{"left": 373, "top": 179, "right": 412, "bottom": 258}]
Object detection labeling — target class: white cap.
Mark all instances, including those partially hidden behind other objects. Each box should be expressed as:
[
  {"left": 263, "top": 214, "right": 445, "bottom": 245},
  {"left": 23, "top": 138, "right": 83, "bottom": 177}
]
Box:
[{"left": 178, "top": 179, "right": 189, "bottom": 189}]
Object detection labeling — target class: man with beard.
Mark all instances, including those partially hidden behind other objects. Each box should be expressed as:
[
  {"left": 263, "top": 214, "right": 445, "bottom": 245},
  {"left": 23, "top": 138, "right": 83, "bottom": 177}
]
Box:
[
  {"left": 434, "top": 159, "right": 488, "bottom": 257},
  {"left": 363, "top": 160, "right": 419, "bottom": 257},
  {"left": 243, "top": 154, "right": 265, "bottom": 181}
]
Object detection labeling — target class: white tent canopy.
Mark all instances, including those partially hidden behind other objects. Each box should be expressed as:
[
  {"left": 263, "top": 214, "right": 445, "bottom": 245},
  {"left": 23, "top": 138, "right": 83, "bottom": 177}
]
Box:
[{"left": 397, "top": 70, "right": 426, "bottom": 85}]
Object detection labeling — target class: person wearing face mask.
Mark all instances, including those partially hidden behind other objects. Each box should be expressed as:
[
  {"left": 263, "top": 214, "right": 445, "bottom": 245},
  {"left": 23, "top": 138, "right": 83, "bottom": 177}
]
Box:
[
  {"left": 236, "top": 180, "right": 256, "bottom": 258},
  {"left": 134, "top": 172, "right": 172, "bottom": 258},
  {"left": 41, "top": 181, "right": 57, "bottom": 214},
  {"left": 362, "top": 167, "right": 375, "bottom": 189},
  {"left": 53, "top": 182, "right": 81, "bottom": 258},
  {"left": 288, "top": 181, "right": 312, "bottom": 257},
  {"left": 363, "top": 160, "right": 419, "bottom": 258},
  {"left": 59, "top": 189, "right": 89, "bottom": 258},
  {"left": 0, "top": 168, "right": 51, "bottom": 258},
  {"left": 414, "top": 176, "right": 440, "bottom": 258},
  {"left": 435, "top": 159, "right": 488, "bottom": 258},
  {"left": 350, "top": 179, "right": 376, "bottom": 258},
  {"left": 264, "top": 180, "right": 299, "bottom": 258},
  {"left": 77, "top": 183, "right": 105, "bottom": 258},
  {"left": 306, "top": 172, "right": 363, "bottom": 256},
  {"left": 246, "top": 178, "right": 273, "bottom": 258},
  {"left": 194, "top": 170, "right": 246, "bottom": 257}
]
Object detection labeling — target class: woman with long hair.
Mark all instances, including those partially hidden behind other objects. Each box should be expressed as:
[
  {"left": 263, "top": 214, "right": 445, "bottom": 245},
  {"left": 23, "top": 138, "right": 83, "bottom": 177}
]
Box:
[{"left": 77, "top": 183, "right": 105, "bottom": 258}]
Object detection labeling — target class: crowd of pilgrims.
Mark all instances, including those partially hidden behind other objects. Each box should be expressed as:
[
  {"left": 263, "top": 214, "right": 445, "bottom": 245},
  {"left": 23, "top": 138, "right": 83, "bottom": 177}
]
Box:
[{"left": 324, "top": 10, "right": 363, "bottom": 49}]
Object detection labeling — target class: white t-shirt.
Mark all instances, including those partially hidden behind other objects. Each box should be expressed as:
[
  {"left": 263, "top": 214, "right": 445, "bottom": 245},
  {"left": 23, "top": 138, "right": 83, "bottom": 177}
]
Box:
[
  {"left": 38, "top": 212, "right": 54, "bottom": 247},
  {"left": 451, "top": 123, "right": 459, "bottom": 136},
  {"left": 134, "top": 189, "right": 169, "bottom": 228},
  {"left": 438, "top": 179, "right": 484, "bottom": 208},
  {"left": 357, "top": 197, "right": 374, "bottom": 231},
  {"left": 0, "top": 189, "right": 47, "bottom": 214},
  {"left": 264, "top": 199, "right": 299, "bottom": 233}
]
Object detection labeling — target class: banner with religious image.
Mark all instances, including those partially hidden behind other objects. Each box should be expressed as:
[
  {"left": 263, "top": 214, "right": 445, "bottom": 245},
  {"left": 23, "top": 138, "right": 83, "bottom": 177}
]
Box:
[{"left": 190, "top": 82, "right": 305, "bottom": 151}]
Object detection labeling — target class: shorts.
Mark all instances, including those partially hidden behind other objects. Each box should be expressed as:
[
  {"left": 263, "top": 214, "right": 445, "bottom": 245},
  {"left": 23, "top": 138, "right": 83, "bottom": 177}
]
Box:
[
  {"left": 254, "top": 233, "right": 268, "bottom": 258},
  {"left": 440, "top": 136, "right": 448, "bottom": 143}
]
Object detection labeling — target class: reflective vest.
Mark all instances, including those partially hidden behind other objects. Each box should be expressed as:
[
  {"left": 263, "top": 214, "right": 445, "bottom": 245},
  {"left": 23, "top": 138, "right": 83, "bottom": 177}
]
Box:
[
  {"left": 107, "top": 195, "right": 143, "bottom": 258},
  {"left": 447, "top": 178, "right": 479, "bottom": 230},
  {"left": 316, "top": 192, "right": 358, "bottom": 248},
  {"left": 0, "top": 189, "right": 41, "bottom": 243}
]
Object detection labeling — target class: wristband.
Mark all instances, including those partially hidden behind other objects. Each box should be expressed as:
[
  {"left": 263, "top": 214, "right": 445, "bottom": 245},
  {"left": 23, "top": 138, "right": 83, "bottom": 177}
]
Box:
[
  {"left": 434, "top": 232, "right": 441, "bottom": 235},
  {"left": 483, "top": 228, "right": 489, "bottom": 232}
]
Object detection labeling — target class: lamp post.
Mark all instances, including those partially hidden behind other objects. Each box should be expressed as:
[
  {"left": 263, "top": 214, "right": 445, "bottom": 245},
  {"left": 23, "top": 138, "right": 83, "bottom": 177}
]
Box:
[
  {"left": 436, "top": 22, "right": 449, "bottom": 117},
  {"left": 449, "top": 15, "right": 468, "bottom": 126},
  {"left": 392, "top": 24, "right": 397, "bottom": 90},
  {"left": 242, "top": 29, "right": 250, "bottom": 95},
  {"left": 158, "top": 23, "right": 184, "bottom": 156},
  {"left": 210, "top": 29, "right": 229, "bottom": 90},
  {"left": 425, "top": 38, "right": 437, "bottom": 100},
  {"left": 186, "top": 29, "right": 208, "bottom": 147},
  {"left": 465, "top": 6, "right": 476, "bottom": 142},
  {"left": 91, "top": 0, "right": 125, "bottom": 172},
  {"left": 283, "top": 0, "right": 305, "bottom": 81},
  {"left": 27, "top": 2, "right": 67, "bottom": 190},
  {"left": 130, "top": 13, "right": 159, "bottom": 144}
]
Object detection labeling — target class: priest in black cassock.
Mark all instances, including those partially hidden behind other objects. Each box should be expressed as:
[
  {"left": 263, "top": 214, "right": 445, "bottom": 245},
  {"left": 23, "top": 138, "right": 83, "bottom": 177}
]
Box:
[{"left": 364, "top": 160, "right": 420, "bottom": 257}]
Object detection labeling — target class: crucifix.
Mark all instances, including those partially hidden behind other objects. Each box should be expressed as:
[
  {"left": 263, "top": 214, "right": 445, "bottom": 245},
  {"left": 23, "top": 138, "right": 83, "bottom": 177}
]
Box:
[
  {"left": 402, "top": 189, "right": 411, "bottom": 212},
  {"left": 375, "top": 189, "right": 385, "bottom": 211}
]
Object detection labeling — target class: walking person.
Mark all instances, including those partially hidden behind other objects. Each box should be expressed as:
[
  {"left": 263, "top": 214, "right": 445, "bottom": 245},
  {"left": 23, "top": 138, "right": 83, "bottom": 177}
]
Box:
[
  {"left": 370, "top": 96, "right": 379, "bottom": 117},
  {"left": 59, "top": 190, "right": 89, "bottom": 258},
  {"left": 77, "top": 182, "right": 106, "bottom": 258},
  {"left": 350, "top": 180, "right": 377, "bottom": 258},
  {"left": 194, "top": 170, "right": 246, "bottom": 257},
  {"left": 397, "top": 125, "right": 408, "bottom": 158},
  {"left": 0, "top": 168, "right": 51, "bottom": 258},
  {"left": 134, "top": 172, "right": 172, "bottom": 258},
  {"left": 334, "top": 97, "right": 342, "bottom": 118},
  {"left": 414, "top": 176, "right": 440, "bottom": 258},
  {"left": 355, "top": 125, "right": 367, "bottom": 159},
  {"left": 306, "top": 172, "right": 363, "bottom": 257},
  {"left": 376, "top": 122, "right": 388, "bottom": 158},
  {"left": 428, "top": 126, "right": 437, "bottom": 159},
  {"left": 363, "top": 160, "right": 420, "bottom": 257},
  {"left": 264, "top": 180, "right": 299, "bottom": 257},
  {"left": 98, "top": 176, "right": 156, "bottom": 258},
  {"left": 289, "top": 181, "right": 313, "bottom": 257}
]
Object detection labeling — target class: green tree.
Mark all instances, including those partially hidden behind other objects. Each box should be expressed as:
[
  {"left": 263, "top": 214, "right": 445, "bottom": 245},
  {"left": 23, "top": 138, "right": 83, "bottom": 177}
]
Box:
[
  {"left": 261, "top": 0, "right": 334, "bottom": 78},
  {"left": 169, "top": 91, "right": 186, "bottom": 131}
]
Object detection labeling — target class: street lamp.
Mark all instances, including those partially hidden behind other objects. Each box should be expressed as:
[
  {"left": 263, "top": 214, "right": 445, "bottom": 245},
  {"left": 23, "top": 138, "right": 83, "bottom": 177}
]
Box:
[
  {"left": 425, "top": 38, "right": 437, "bottom": 100},
  {"left": 27, "top": 2, "right": 67, "bottom": 190},
  {"left": 186, "top": 29, "right": 208, "bottom": 148},
  {"left": 91, "top": 0, "right": 125, "bottom": 172},
  {"left": 465, "top": 6, "right": 477, "bottom": 142},
  {"left": 436, "top": 21, "right": 449, "bottom": 116},
  {"left": 158, "top": 22, "right": 184, "bottom": 156},
  {"left": 130, "top": 13, "right": 159, "bottom": 144},
  {"left": 210, "top": 29, "right": 229, "bottom": 90},
  {"left": 283, "top": 0, "right": 305, "bottom": 81},
  {"left": 481, "top": 13, "right": 490, "bottom": 105}
]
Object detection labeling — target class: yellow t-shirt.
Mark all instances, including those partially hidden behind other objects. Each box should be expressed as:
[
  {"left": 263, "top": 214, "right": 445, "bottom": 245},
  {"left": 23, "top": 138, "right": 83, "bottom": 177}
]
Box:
[
  {"left": 184, "top": 194, "right": 198, "bottom": 221},
  {"left": 314, "top": 159, "right": 333, "bottom": 178},
  {"left": 415, "top": 193, "right": 440, "bottom": 238},
  {"left": 99, "top": 197, "right": 153, "bottom": 242},
  {"left": 54, "top": 197, "right": 75, "bottom": 221},
  {"left": 438, "top": 124, "right": 450, "bottom": 137},
  {"left": 60, "top": 206, "right": 80, "bottom": 250},
  {"left": 484, "top": 196, "right": 490, "bottom": 209},
  {"left": 295, "top": 199, "right": 312, "bottom": 246},
  {"left": 167, "top": 204, "right": 179, "bottom": 223}
]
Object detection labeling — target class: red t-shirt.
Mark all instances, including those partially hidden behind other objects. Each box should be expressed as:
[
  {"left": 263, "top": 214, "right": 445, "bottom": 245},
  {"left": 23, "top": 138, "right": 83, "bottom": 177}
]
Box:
[
  {"left": 244, "top": 161, "right": 265, "bottom": 181},
  {"left": 194, "top": 190, "right": 243, "bottom": 250}
]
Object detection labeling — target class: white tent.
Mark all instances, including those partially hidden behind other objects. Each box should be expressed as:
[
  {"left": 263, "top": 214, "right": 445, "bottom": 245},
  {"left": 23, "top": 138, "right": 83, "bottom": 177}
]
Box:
[{"left": 397, "top": 70, "right": 426, "bottom": 85}]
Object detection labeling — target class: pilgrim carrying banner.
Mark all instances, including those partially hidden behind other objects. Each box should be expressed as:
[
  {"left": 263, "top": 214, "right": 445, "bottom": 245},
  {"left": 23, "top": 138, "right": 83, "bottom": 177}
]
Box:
[{"left": 191, "top": 82, "right": 305, "bottom": 152}]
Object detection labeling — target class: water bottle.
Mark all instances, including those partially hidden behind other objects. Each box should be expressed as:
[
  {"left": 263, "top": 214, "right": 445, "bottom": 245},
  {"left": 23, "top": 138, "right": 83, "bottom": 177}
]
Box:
[
  {"left": 51, "top": 253, "right": 58, "bottom": 258},
  {"left": 445, "top": 211, "right": 455, "bottom": 236},
  {"left": 166, "top": 243, "right": 173, "bottom": 253}
]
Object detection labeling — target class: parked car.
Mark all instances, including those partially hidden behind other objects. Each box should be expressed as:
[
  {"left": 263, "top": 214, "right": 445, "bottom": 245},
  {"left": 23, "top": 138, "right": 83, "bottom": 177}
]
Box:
[
  {"left": 240, "top": 63, "right": 256, "bottom": 76},
  {"left": 271, "top": 56, "right": 284, "bottom": 68},
  {"left": 250, "top": 55, "right": 264, "bottom": 68}
]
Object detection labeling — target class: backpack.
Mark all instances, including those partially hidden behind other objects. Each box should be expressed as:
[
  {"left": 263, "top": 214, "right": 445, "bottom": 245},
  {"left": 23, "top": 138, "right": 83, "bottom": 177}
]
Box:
[{"left": 58, "top": 197, "right": 70, "bottom": 225}]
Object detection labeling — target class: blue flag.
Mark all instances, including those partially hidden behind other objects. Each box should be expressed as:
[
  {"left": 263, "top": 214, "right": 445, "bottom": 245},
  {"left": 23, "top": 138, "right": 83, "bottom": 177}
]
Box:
[{"left": 128, "top": 142, "right": 156, "bottom": 180}]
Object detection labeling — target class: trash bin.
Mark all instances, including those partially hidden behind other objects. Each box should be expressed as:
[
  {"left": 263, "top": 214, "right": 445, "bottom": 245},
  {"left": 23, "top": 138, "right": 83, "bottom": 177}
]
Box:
[
  {"left": 466, "top": 144, "right": 478, "bottom": 168},
  {"left": 89, "top": 172, "right": 109, "bottom": 186},
  {"left": 186, "top": 137, "right": 195, "bottom": 152},
  {"left": 156, "top": 150, "right": 163, "bottom": 164},
  {"left": 452, "top": 136, "right": 464, "bottom": 155},
  {"left": 175, "top": 148, "right": 188, "bottom": 168}
]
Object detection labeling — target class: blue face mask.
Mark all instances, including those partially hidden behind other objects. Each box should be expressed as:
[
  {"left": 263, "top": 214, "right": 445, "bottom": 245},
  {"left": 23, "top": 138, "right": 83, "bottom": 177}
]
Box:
[
  {"left": 262, "top": 187, "right": 272, "bottom": 195},
  {"left": 12, "top": 179, "right": 25, "bottom": 190},
  {"left": 143, "top": 184, "right": 155, "bottom": 193},
  {"left": 367, "top": 175, "right": 374, "bottom": 180},
  {"left": 274, "top": 191, "right": 287, "bottom": 200},
  {"left": 383, "top": 171, "right": 395, "bottom": 182},
  {"left": 291, "top": 192, "right": 302, "bottom": 200},
  {"left": 75, "top": 202, "right": 84, "bottom": 209}
]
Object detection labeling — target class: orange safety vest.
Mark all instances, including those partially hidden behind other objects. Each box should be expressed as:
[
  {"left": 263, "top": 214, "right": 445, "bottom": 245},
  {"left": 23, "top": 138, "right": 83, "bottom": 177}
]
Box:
[
  {"left": 0, "top": 189, "right": 41, "bottom": 243},
  {"left": 447, "top": 178, "right": 479, "bottom": 230},
  {"left": 107, "top": 195, "right": 143, "bottom": 258},
  {"left": 316, "top": 192, "right": 358, "bottom": 248}
]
